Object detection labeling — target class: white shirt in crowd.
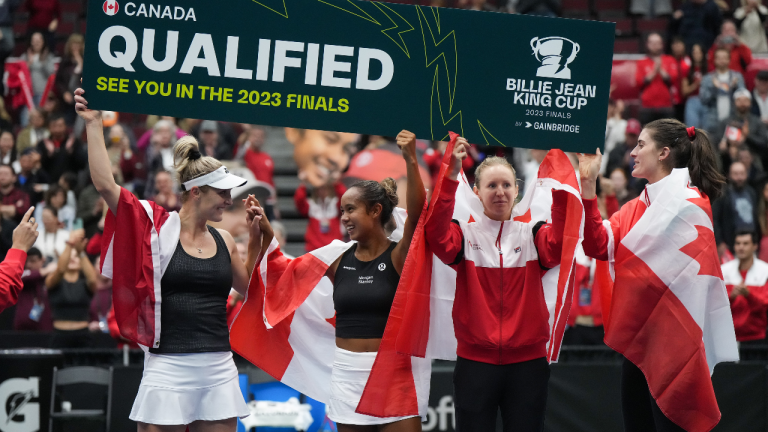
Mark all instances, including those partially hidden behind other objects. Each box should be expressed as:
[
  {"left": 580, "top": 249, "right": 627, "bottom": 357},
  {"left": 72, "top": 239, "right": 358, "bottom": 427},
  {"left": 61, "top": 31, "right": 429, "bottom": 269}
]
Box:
[{"left": 33, "top": 228, "right": 70, "bottom": 263}]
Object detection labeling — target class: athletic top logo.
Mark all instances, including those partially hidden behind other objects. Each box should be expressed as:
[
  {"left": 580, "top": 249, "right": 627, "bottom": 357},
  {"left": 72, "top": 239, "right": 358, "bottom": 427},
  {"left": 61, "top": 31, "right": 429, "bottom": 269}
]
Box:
[
  {"left": 103, "top": 0, "right": 119, "bottom": 15},
  {"left": 514, "top": 246, "right": 522, "bottom": 254},
  {"left": 378, "top": 263, "right": 386, "bottom": 271},
  {"left": 530, "top": 36, "right": 580, "bottom": 80}
]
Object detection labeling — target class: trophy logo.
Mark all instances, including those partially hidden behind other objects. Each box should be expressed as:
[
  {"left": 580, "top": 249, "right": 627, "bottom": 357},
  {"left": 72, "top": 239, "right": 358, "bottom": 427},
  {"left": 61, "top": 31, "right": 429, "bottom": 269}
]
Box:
[{"left": 530, "top": 36, "right": 580, "bottom": 80}]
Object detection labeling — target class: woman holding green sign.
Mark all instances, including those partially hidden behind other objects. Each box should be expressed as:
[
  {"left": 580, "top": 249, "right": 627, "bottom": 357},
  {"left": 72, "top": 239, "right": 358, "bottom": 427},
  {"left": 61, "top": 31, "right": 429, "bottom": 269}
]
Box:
[{"left": 74, "top": 87, "right": 258, "bottom": 432}]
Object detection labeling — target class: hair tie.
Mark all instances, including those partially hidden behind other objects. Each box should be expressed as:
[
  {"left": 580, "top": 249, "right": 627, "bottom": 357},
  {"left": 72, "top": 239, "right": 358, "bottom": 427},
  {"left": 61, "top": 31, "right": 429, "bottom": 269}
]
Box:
[
  {"left": 686, "top": 126, "right": 696, "bottom": 141},
  {"left": 189, "top": 149, "right": 202, "bottom": 160}
]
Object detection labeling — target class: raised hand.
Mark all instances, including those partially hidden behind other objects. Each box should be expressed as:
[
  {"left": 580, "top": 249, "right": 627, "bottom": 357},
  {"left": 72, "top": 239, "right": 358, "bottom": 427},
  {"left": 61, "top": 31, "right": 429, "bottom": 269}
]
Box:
[
  {"left": 578, "top": 149, "right": 602, "bottom": 182},
  {"left": 243, "top": 195, "right": 272, "bottom": 239},
  {"left": 578, "top": 149, "right": 603, "bottom": 200},
  {"left": 449, "top": 137, "right": 469, "bottom": 180},
  {"left": 74, "top": 88, "right": 102, "bottom": 124},
  {"left": 396, "top": 130, "right": 417, "bottom": 162},
  {"left": 11, "top": 207, "right": 39, "bottom": 252}
]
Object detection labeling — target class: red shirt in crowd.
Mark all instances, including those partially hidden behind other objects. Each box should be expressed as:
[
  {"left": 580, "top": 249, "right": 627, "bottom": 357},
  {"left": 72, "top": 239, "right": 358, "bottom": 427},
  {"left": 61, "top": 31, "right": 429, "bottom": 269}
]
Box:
[
  {"left": 707, "top": 44, "right": 752, "bottom": 76},
  {"left": 0, "top": 249, "right": 28, "bottom": 313},
  {"left": 244, "top": 148, "right": 275, "bottom": 187},
  {"left": 635, "top": 55, "right": 679, "bottom": 108},
  {"left": 25, "top": 0, "right": 61, "bottom": 30},
  {"left": 0, "top": 187, "right": 31, "bottom": 224},
  {"left": 722, "top": 259, "right": 768, "bottom": 342},
  {"left": 294, "top": 182, "right": 346, "bottom": 252}
]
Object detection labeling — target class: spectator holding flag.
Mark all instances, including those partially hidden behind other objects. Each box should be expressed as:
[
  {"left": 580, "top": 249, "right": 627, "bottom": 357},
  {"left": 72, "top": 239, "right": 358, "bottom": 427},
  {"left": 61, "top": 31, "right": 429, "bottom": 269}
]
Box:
[{"left": 579, "top": 119, "right": 738, "bottom": 432}]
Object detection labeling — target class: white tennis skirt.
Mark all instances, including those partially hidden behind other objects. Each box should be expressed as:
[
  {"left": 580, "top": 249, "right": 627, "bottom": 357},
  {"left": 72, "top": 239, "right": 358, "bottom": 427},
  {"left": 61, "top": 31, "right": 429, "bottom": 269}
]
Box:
[
  {"left": 130, "top": 351, "right": 251, "bottom": 425},
  {"left": 328, "top": 347, "right": 418, "bottom": 426}
]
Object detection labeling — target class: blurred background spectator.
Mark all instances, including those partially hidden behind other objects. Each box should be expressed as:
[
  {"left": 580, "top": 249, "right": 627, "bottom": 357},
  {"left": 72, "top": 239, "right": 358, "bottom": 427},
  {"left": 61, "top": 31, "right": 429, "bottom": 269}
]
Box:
[
  {"left": 700, "top": 47, "right": 746, "bottom": 130},
  {"left": 670, "top": 0, "right": 722, "bottom": 53},
  {"left": 636, "top": 33, "right": 679, "bottom": 124},
  {"left": 707, "top": 20, "right": 753, "bottom": 75},
  {"left": 734, "top": 0, "right": 768, "bottom": 53}
]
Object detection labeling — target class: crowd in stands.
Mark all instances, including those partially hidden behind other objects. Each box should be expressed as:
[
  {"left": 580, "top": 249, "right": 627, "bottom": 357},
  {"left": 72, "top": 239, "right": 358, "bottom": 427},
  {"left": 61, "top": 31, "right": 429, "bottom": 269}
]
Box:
[{"left": 3, "top": 0, "right": 768, "bottom": 351}]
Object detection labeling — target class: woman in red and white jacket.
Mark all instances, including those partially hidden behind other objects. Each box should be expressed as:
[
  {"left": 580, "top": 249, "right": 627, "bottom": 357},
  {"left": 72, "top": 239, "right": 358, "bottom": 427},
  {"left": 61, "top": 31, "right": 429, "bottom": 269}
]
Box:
[{"left": 424, "top": 137, "right": 567, "bottom": 432}]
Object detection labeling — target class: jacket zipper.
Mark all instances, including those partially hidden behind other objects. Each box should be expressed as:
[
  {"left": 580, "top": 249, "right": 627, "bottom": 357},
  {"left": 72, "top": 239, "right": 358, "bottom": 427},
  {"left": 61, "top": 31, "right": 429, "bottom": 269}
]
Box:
[{"left": 496, "top": 221, "right": 504, "bottom": 365}]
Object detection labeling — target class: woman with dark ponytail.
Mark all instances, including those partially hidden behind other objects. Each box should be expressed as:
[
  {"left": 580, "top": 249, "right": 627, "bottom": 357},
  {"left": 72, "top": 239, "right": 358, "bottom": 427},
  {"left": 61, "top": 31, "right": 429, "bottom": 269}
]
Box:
[
  {"left": 579, "top": 118, "right": 737, "bottom": 432},
  {"left": 248, "top": 130, "right": 427, "bottom": 431}
]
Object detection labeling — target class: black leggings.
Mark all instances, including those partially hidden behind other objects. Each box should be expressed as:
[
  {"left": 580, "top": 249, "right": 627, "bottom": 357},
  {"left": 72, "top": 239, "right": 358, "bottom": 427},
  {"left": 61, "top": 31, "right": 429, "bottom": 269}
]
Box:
[
  {"left": 50, "top": 328, "right": 93, "bottom": 349},
  {"left": 453, "top": 356, "right": 550, "bottom": 432},
  {"left": 621, "top": 358, "right": 685, "bottom": 432}
]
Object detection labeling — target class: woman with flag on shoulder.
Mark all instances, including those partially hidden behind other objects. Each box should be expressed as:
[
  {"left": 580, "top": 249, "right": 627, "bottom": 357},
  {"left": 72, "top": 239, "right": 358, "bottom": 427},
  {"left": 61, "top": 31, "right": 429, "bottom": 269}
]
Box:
[
  {"left": 423, "top": 137, "right": 572, "bottom": 432},
  {"left": 245, "top": 130, "right": 426, "bottom": 431},
  {"left": 75, "top": 87, "right": 260, "bottom": 432},
  {"left": 578, "top": 119, "right": 739, "bottom": 432}
]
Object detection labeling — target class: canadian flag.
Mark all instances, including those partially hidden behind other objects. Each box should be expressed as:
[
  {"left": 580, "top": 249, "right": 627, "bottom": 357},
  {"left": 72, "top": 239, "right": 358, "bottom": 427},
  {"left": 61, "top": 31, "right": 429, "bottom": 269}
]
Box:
[
  {"left": 231, "top": 133, "right": 583, "bottom": 418},
  {"left": 596, "top": 168, "right": 739, "bottom": 432},
  {"left": 357, "top": 133, "right": 584, "bottom": 415},
  {"left": 100, "top": 188, "right": 181, "bottom": 350},
  {"left": 229, "top": 208, "right": 432, "bottom": 417},
  {"left": 103, "top": 0, "right": 119, "bottom": 16}
]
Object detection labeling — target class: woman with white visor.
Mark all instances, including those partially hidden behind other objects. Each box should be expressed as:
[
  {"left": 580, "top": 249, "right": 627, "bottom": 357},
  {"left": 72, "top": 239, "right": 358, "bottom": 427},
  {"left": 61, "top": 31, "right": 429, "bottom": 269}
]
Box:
[{"left": 75, "top": 87, "right": 263, "bottom": 432}]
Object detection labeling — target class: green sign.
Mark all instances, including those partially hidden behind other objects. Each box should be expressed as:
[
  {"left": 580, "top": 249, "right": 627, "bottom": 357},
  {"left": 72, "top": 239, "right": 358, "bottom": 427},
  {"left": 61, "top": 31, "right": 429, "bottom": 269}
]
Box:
[{"left": 83, "top": 0, "right": 615, "bottom": 153}]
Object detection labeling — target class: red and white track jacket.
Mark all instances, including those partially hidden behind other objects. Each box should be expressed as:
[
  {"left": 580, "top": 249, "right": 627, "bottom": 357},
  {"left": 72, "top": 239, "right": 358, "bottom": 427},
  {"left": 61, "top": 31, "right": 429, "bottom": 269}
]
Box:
[
  {"left": 424, "top": 176, "right": 565, "bottom": 365},
  {"left": 722, "top": 258, "right": 768, "bottom": 342}
]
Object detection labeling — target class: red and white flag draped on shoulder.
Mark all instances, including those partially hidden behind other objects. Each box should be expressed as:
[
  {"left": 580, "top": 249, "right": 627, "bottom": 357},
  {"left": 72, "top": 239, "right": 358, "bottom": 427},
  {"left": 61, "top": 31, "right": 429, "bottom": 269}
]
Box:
[
  {"left": 357, "top": 133, "right": 583, "bottom": 416},
  {"left": 99, "top": 188, "right": 182, "bottom": 349},
  {"left": 230, "top": 133, "right": 583, "bottom": 417},
  {"left": 589, "top": 168, "right": 738, "bottom": 432},
  {"left": 230, "top": 208, "right": 432, "bottom": 417}
]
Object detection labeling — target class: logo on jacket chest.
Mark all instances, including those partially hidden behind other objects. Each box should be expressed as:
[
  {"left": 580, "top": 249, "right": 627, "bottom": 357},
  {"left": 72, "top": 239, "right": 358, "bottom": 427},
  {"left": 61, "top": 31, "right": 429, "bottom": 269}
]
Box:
[{"left": 468, "top": 240, "right": 483, "bottom": 251}]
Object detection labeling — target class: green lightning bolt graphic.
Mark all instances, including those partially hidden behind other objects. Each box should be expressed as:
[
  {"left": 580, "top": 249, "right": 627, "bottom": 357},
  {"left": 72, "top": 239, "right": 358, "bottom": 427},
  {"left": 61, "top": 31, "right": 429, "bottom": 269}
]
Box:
[
  {"left": 248, "top": 0, "right": 288, "bottom": 18},
  {"left": 417, "top": 6, "right": 462, "bottom": 141},
  {"left": 372, "top": 2, "right": 414, "bottom": 58}
]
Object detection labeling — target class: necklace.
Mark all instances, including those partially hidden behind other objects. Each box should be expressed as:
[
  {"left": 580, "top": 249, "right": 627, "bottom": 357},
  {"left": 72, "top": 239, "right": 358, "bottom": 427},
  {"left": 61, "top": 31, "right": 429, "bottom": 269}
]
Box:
[{"left": 195, "top": 231, "right": 207, "bottom": 254}]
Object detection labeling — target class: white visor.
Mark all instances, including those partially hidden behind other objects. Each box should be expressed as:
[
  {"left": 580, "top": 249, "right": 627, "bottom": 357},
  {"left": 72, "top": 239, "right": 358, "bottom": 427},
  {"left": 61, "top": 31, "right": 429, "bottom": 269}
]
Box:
[{"left": 182, "top": 166, "right": 247, "bottom": 191}]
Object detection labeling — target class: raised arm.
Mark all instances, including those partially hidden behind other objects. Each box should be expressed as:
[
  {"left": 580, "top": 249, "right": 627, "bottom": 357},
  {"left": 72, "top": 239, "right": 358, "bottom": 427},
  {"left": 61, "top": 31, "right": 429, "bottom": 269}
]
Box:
[
  {"left": 45, "top": 230, "right": 82, "bottom": 289},
  {"left": 74, "top": 88, "right": 120, "bottom": 214},
  {"left": 424, "top": 138, "right": 468, "bottom": 266},
  {"left": 0, "top": 207, "right": 38, "bottom": 311},
  {"left": 78, "top": 238, "right": 99, "bottom": 293},
  {"left": 391, "top": 130, "right": 427, "bottom": 274},
  {"left": 578, "top": 150, "right": 612, "bottom": 261}
]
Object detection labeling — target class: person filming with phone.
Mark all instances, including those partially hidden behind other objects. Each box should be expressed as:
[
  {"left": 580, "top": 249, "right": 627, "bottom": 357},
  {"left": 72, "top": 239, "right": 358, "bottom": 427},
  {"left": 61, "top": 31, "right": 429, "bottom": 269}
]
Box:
[{"left": 707, "top": 20, "right": 753, "bottom": 75}]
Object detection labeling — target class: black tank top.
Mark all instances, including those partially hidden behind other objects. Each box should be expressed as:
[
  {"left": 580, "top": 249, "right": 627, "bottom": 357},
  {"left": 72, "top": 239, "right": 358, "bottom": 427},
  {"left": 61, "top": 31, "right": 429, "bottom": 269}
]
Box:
[
  {"left": 150, "top": 226, "right": 233, "bottom": 354},
  {"left": 48, "top": 275, "right": 91, "bottom": 321},
  {"left": 333, "top": 242, "right": 400, "bottom": 339}
]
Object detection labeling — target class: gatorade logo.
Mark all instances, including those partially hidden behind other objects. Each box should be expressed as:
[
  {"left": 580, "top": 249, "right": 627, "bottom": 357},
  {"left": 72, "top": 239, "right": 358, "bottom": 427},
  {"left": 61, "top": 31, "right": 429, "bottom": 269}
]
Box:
[
  {"left": 0, "top": 377, "right": 40, "bottom": 432},
  {"left": 103, "top": 0, "right": 119, "bottom": 16}
]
